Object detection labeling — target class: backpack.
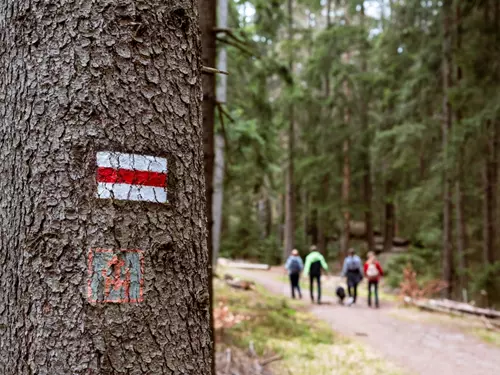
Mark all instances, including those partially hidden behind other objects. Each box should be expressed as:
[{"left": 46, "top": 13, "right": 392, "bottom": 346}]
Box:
[
  {"left": 289, "top": 257, "right": 301, "bottom": 274},
  {"left": 366, "top": 262, "right": 379, "bottom": 279}
]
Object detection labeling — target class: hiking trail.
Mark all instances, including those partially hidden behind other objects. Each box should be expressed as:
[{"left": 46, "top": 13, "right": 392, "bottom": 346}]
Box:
[{"left": 229, "top": 268, "right": 500, "bottom": 375}]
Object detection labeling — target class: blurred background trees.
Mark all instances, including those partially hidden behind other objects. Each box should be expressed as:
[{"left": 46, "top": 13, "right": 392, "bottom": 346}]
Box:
[{"left": 211, "top": 0, "right": 500, "bottom": 307}]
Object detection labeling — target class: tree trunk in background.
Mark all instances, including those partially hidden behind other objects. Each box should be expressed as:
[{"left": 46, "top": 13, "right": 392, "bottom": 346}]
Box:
[
  {"left": 454, "top": 2, "right": 468, "bottom": 294},
  {"left": 284, "top": 0, "right": 296, "bottom": 259},
  {"left": 383, "top": 180, "right": 395, "bottom": 253},
  {"left": 212, "top": 0, "right": 229, "bottom": 267},
  {"left": 302, "top": 190, "right": 309, "bottom": 246},
  {"left": 277, "top": 194, "right": 284, "bottom": 249},
  {"left": 266, "top": 197, "right": 273, "bottom": 239},
  {"left": 442, "top": 0, "right": 454, "bottom": 298},
  {"left": 0, "top": 1, "right": 211, "bottom": 373},
  {"left": 360, "top": 3, "right": 374, "bottom": 253},
  {"left": 341, "top": 116, "right": 351, "bottom": 257},
  {"left": 483, "top": 121, "right": 497, "bottom": 266},
  {"left": 212, "top": 134, "right": 225, "bottom": 263},
  {"left": 199, "top": 0, "right": 217, "bottom": 372}
]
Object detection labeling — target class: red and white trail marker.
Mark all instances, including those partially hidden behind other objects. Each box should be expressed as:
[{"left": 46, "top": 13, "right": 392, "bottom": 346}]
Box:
[{"left": 96, "top": 151, "right": 168, "bottom": 203}]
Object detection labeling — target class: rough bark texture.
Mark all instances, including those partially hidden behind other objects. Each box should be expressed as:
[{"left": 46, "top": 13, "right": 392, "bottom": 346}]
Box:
[
  {"left": 0, "top": 1, "right": 212, "bottom": 374},
  {"left": 283, "top": 0, "right": 295, "bottom": 259},
  {"left": 198, "top": 0, "right": 217, "bottom": 372},
  {"left": 442, "top": 0, "right": 454, "bottom": 298}
]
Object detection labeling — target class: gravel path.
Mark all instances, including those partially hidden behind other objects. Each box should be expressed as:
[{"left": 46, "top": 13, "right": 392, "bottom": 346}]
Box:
[{"left": 228, "top": 268, "right": 500, "bottom": 375}]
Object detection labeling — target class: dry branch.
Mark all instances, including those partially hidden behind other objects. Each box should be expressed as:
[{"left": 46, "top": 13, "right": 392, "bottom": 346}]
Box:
[
  {"left": 202, "top": 66, "right": 229, "bottom": 75},
  {"left": 259, "top": 355, "right": 283, "bottom": 367}
]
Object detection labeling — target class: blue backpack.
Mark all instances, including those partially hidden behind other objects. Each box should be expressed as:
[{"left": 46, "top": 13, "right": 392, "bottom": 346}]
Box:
[{"left": 289, "top": 257, "right": 301, "bottom": 274}]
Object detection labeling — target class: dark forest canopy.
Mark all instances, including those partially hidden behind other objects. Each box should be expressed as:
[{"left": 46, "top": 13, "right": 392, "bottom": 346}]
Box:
[{"left": 217, "top": 0, "right": 500, "bottom": 306}]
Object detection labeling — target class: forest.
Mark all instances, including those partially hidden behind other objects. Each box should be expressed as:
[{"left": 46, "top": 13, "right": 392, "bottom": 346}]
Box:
[
  {"left": 210, "top": 0, "right": 500, "bottom": 307},
  {"left": 2, "top": 0, "right": 500, "bottom": 374}
]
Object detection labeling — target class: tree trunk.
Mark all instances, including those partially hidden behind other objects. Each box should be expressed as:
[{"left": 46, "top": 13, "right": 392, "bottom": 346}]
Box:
[
  {"left": 442, "top": 0, "right": 454, "bottom": 298},
  {"left": 212, "top": 0, "right": 228, "bottom": 268},
  {"left": 340, "top": 9, "right": 352, "bottom": 259},
  {"left": 360, "top": 3, "right": 374, "bottom": 253},
  {"left": 483, "top": 121, "right": 497, "bottom": 266},
  {"left": 454, "top": 2, "right": 468, "bottom": 294},
  {"left": 383, "top": 180, "right": 395, "bottom": 253},
  {"left": 199, "top": 0, "right": 217, "bottom": 372},
  {"left": 212, "top": 134, "right": 225, "bottom": 264},
  {"left": 341, "top": 128, "right": 351, "bottom": 257},
  {"left": 283, "top": 0, "right": 295, "bottom": 259},
  {"left": 0, "top": 1, "right": 211, "bottom": 374}
]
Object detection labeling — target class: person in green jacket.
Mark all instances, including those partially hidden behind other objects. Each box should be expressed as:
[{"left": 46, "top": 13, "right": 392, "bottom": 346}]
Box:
[{"left": 303, "top": 245, "right": 329, "bottom": 304}]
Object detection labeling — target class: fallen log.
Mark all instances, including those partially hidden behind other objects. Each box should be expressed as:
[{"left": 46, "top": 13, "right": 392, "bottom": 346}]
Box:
[
  {"left": 226, "top": 262, "right": 270, "bottom": 270},
  {"left": 431, "top": 299, "right": 500, "bottom": 320},
  {"left": 226, "top": 278, "right": 255, "bottom": 291},
  {"left": 404, "top": 297, "right": 500, "bottom": 328}
]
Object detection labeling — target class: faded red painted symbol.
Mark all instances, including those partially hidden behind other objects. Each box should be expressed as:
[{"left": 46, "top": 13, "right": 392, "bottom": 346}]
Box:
[{"left": 88, "top": 249, "right": 144, "bottom": 303}]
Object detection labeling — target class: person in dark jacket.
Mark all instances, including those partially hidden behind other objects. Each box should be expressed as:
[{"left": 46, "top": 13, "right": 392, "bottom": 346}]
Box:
[
  {"left": 341, "top": 248, "right": 363, "bottom": 304},
  {"left": 304, "top": 245, "right": 328, "bottom": 304},
  {"left": 285, "top": 249, "right": 304, "bottom": 299}
]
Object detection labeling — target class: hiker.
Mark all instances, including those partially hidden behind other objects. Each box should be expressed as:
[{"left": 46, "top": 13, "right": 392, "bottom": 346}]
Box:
[
  {"left": 341, "top": 248, "right": 363, "bottom": 305},
  {"left": 364, "top": 251, "right": 384, "bottom": 308},
  {"left": 304, "top": 245, "right": 328, "bottom": 304},
  {"left": 285, "top": 249, "right": 303, "bottom": 299}
]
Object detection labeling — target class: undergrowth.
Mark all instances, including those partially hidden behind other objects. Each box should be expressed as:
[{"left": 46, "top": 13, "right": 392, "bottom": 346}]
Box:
[{"left": 215, "top": 279, "right": 405, "bottom": 375}]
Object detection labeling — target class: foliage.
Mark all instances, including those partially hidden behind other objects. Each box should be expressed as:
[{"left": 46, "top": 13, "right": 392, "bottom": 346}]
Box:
[{"left": 220, "top": 0, "right": 500, "bottom": 303}]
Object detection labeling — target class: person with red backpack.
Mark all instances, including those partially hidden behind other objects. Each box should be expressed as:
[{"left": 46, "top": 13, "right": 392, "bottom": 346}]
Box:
[{"left": 364, "top": 251, "right": 384, "bottom": 308}]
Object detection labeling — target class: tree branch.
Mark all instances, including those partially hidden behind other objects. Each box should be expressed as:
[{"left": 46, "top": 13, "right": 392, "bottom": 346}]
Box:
[
  {"left": 216, "top": 37, "right": 255, "bottom": 57},
  {"left": 201, "top": 66, "right": 229, "bottom": 75}
]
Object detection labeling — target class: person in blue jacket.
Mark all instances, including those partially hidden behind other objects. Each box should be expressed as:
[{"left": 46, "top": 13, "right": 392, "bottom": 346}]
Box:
[
  {"left": 285, "top": 249, "right": 304, "bottom": 299},
  {"left": 341, "top": 248, "right": 364, "bottom": 305}
]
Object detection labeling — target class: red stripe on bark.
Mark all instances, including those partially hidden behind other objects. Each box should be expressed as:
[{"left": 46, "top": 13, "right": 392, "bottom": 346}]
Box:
[{"left": 97, "top": 167, "right": 167, "bottom": 187}]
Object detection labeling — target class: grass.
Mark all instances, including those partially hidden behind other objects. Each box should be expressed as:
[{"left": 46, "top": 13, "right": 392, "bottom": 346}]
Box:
[
  {"left": 215, "top": 279, "right": 406, "bottom": 375},
  {"left": 473, "top": 328, "right": 500, "bottom": 347}
]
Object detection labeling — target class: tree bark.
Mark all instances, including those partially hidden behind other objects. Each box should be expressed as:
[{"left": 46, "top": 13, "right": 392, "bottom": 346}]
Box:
[
  {"left": 0, "top": 1, "right": 211, "bottom": 374},
  {"left": 283, "top": 0, "right": 296, "bottom": 259},
  {"left": 442, "top": 0, "right": 454, "bottom": 298},
  {"left": 199, "top": 0, "right": 217, "bottom": 372}
]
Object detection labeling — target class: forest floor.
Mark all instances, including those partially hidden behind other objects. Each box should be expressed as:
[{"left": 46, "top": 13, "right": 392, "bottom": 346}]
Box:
[
  {"left": 214, "top": 278, "right": 404, "bottom": 375},
  {"left": 224, "top": 267, "right": 500, "bottom": 375}
]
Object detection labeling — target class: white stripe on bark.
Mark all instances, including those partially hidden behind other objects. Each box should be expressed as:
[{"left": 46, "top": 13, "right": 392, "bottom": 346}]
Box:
[
  {"left": 97, "top": 182, "right": 167, "bottom": 203},
  {"left": 96, "top": 151, "right": 167, "bottom": 173}
]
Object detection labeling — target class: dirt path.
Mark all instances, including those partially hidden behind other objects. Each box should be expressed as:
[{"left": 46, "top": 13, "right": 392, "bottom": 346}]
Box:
[{"left": 228, "top": 268, "right": 500, "bottom": 375}]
